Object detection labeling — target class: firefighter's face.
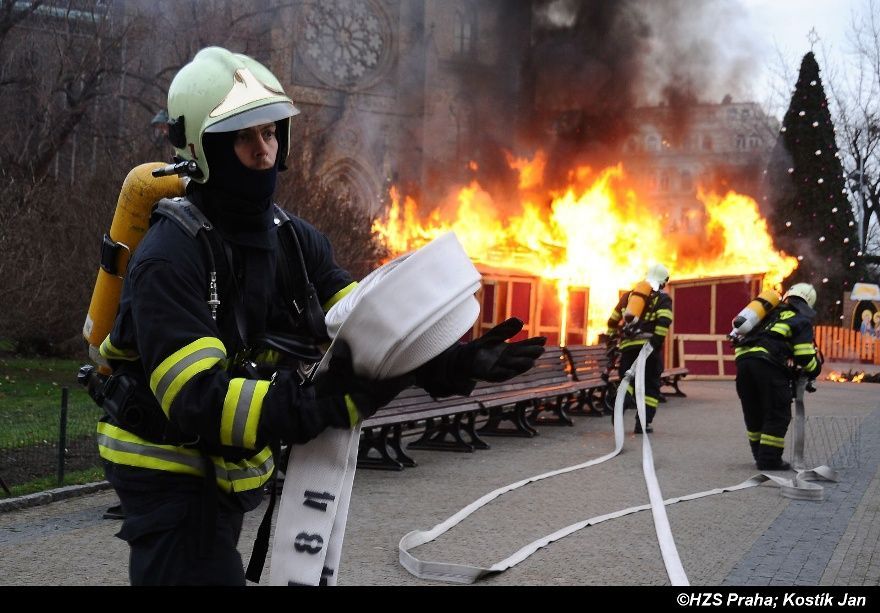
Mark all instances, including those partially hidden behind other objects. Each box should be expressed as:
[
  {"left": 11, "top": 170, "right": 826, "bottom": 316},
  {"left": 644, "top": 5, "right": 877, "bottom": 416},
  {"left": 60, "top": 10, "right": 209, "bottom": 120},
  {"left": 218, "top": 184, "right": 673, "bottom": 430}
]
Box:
[{"left": 234, "top": 122, "right": 278, "bottom": 170}]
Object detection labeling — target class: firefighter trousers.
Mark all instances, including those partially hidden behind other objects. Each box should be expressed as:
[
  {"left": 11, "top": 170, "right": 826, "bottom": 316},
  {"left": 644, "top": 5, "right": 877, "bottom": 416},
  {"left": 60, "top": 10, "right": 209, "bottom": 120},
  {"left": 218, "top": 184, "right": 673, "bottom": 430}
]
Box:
[
  {"left": 735, "top": 358, "right": 792, "bottom": 465},
  {"left": 618, "top": 346, "right": 662, "bottom": 424}
]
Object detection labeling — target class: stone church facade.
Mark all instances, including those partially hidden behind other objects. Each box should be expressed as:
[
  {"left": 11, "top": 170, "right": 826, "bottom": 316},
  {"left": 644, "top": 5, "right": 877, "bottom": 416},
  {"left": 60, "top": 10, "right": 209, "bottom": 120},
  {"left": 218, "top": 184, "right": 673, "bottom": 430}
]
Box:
[{"left": 267, "top": 0, "right": 528, "bottom": 216}]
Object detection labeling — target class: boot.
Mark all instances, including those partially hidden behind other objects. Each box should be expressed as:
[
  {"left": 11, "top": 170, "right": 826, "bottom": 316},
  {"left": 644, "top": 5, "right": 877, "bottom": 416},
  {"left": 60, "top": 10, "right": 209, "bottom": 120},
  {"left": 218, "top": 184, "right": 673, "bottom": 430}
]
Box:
[
  {"left": 756, "top": 444, "right": 790, "bottom": 471},
  {"left": 634, "top": 417, "right": 653, "bottom": 434}
]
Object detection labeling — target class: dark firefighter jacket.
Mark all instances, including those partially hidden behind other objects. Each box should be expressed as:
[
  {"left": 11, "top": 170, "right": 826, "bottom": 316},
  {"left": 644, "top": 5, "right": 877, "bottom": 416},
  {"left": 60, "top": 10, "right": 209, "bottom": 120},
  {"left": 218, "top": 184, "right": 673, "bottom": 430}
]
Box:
[
  {"left": 734, "top": 303, "right": 821, "bottom": 377},
  {"left": 96, "top": 194, "right": 356, "bottom": 508},
  {"left": 606, "top": 289, "right": 673, "bottom": 352}
]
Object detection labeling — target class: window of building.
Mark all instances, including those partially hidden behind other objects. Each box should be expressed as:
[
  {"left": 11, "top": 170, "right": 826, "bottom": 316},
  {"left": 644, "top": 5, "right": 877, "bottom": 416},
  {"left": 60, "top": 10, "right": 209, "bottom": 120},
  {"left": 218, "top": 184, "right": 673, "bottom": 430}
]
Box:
[
  {"left": 680, "top": 170, "right": 693, "bottom": 191},
  {"left": 727, "top": 107, "right": 738, "bottom": 121},
  {"left": 659, "top": 171, "right": 670, "bottom": 191},
  {"left": 735, "top": 134, "right": 746, "bottom": 149},
  {"left": 646, "top": 134, "right": 660, "bottom": 152},
  {"left": 702, "top": 135, "right": 713, "bottom": 151},
  {"left": 454, "top": 8, "right": 476, "bottom": 56},
  {"left": 748, "top": 134, "right": 762, "bottom": 149}
]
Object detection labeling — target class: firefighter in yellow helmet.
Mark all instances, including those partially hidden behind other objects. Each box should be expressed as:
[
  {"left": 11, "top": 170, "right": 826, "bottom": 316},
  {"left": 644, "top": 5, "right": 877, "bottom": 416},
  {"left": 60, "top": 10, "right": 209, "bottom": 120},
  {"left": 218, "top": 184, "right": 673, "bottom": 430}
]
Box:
[
  {"left": 733, "top": 283, "right": 822, "bottom": 471},
  {"left": 606, "top": 263, "right": 673, "bottom": 433},
  {"left": 93, "top": 47, "right": 544, "bottom": 586}
]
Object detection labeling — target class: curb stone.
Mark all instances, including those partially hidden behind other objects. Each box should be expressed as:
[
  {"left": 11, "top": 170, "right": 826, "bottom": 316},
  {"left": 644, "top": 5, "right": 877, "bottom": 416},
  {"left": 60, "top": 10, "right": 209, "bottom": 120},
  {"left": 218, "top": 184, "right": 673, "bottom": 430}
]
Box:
[{"left": 0, "top": 481, "right": 112, "bottom": 514}]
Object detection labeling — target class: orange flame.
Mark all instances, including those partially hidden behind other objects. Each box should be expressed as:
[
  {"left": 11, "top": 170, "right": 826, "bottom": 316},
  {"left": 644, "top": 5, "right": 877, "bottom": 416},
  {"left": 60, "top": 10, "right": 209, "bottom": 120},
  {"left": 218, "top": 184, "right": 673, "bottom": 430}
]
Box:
[
  {"left": 372, "top": 153, "right": 797, "bottom": 342},
  {"left": 827, "top": 371, "right": 865, "bottom": 383}
]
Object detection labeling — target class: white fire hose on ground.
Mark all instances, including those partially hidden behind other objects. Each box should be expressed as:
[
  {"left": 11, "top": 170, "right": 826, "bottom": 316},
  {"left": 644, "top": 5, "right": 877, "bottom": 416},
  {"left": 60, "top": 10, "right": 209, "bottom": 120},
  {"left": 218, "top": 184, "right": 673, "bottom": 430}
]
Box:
[{"left": 398, "top": 345, "right": 837, "bottom": 585}]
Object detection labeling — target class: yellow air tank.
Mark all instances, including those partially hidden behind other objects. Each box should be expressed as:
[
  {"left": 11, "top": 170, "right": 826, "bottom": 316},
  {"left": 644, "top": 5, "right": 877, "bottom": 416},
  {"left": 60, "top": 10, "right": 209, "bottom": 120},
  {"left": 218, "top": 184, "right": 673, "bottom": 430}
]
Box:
[
  {"left": 83, "top": 163, "right": 185, "bottom": 371},
  {"left": 729, "top": 289, "right": 782, "bottom": 339},
  {"left": 623, "top": 280, "right": 654, "bottom": 324}
]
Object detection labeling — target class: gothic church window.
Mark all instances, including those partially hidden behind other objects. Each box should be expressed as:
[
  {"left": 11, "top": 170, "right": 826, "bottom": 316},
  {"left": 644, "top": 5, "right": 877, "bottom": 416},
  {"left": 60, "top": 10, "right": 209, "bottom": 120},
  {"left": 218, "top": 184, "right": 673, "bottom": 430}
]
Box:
[{"left": 454, "top": 8, "right": 476, "bottom": 55}]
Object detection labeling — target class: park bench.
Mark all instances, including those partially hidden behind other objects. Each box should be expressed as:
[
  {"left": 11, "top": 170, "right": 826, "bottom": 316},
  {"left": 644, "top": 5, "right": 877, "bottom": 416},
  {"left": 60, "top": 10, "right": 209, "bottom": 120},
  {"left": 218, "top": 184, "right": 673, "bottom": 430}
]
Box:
[
  {"left": 561, "top": 343, "right": 689, "bottom": 409},
  {"left": 559, "top": 344, "right": 619, "bottom": 416},
  {"left": 660, "top": 366, "right": 689, "bottom": 397},
  {"left": 357, "top": 347, "right": 592, "bottom": 470}
]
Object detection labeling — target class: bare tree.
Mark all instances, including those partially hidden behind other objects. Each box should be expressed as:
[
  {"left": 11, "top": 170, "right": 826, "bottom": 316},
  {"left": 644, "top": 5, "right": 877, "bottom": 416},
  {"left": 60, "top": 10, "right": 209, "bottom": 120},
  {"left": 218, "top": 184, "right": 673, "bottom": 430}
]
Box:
[
  {"left": 0, "top": 0, "right": 384, "bottom": 355},
  {"left": 827, "top": 0, "right": 880, "bottom": 268}
]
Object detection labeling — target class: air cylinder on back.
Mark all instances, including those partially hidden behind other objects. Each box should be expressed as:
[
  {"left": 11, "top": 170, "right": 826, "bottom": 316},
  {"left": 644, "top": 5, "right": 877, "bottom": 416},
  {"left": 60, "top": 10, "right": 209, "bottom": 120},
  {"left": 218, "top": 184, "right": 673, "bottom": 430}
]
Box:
[
  {"left": 82, "top": 163, "right": 185, "bottom": 371},
  {"left": 624, "top": 280, "right": 654, "bottom": 325},
  {"left": 729, "top": 289, "right": 782, "bottom": 339}
]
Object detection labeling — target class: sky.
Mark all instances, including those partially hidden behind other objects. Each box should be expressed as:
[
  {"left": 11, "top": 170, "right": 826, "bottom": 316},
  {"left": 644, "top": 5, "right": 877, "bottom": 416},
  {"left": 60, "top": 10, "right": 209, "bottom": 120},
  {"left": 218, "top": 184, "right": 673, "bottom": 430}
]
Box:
[{"left": 739, "top": 0, "right": 870, "bottom": 116}]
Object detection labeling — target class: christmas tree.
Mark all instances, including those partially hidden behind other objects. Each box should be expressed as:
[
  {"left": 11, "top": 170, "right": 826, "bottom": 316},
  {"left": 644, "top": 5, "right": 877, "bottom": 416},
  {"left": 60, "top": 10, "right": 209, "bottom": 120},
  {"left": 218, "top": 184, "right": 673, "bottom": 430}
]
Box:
[{"left": 764, "top": 51, "right": 867, "bottom": 323}]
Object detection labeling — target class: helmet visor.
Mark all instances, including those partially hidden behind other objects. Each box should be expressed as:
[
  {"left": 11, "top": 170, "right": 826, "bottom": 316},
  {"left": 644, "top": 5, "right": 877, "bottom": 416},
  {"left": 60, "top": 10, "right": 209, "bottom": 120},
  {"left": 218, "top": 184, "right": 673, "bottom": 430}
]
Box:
[{"left": 204, "top": 101, "right": 299, "bottom": 134}]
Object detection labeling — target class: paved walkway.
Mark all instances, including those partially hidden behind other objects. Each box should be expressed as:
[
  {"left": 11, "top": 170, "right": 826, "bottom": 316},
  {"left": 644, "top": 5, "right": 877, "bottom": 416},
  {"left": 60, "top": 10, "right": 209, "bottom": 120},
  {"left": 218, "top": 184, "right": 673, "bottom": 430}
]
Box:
[{"left": 1, "top": 375, "right": 878, "bottom": 587}]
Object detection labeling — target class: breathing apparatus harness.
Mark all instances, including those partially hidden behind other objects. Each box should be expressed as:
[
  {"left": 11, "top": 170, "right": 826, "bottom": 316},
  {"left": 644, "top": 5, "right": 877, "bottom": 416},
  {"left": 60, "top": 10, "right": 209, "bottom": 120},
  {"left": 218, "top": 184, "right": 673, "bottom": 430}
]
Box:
[{"left": 79, "top": 195, "right": 329, "bottom": 445}]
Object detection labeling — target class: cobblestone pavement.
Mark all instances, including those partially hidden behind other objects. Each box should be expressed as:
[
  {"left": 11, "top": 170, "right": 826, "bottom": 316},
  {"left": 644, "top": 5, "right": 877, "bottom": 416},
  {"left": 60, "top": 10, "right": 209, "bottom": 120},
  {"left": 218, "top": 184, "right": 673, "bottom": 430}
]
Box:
[{"left": 1, "top": 376, "right": 878, "bottom": 587}]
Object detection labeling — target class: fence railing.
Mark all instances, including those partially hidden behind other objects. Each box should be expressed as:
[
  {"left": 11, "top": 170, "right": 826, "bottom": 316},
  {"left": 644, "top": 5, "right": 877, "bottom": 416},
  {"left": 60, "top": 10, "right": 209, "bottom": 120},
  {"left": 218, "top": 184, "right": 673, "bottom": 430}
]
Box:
[{"left": 815, "top": 326, "right": 880, "bottom": 365}]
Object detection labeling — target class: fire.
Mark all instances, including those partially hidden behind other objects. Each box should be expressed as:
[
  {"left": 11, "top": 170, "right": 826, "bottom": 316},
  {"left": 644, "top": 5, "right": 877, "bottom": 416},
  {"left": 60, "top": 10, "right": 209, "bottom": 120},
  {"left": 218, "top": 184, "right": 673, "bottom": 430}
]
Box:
[
  {"left": 827, "top": 371, "right": 865, "bottom": 383},
  {"left": 372, "top": 153, "right": 798, "bottom": 342}
]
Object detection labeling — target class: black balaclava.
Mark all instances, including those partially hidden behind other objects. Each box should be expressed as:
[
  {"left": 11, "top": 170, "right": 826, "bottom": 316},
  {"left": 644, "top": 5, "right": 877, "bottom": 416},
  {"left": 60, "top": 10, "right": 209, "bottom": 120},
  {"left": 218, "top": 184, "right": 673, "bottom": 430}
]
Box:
[{"left": 193, "top": 126, "right": 280, "bottom": 248}]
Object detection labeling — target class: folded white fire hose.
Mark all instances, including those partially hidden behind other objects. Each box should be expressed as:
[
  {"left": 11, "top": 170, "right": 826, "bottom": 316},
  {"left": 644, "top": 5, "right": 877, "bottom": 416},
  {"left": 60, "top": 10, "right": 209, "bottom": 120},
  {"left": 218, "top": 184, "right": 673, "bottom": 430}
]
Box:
[
  {"left": 269, "top": 232, "right": 481, "bottom": 586},
  {"left": 398, "top": 345, "right": 837, "bottom": 585}
]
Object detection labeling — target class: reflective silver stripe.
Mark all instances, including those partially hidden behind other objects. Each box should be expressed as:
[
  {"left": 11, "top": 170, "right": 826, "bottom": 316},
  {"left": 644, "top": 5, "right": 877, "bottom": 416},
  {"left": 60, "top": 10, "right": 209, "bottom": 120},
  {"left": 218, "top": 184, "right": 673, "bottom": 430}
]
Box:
[
  {"left": 220, "top": 455, "right": 276, "bottom": 485},
  {"left": 96, "top": 432, "right": 204, "bottom": 472},
  {"left": 231, "top": 379, "right": 257, "bottom": 447},
  {"left": 153, "top": 345, "right": 225, "bottom": 412}
]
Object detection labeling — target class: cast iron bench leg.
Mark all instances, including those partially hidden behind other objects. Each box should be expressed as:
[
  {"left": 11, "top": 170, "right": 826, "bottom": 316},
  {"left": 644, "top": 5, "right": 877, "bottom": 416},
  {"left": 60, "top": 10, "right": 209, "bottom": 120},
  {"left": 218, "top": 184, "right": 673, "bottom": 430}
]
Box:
[
  {"left": 479, "top": 402, "right": 539, "bottom": 437},
  {"left": 459, "top": 413, "right": 490, "bottom": 450},
  {"left": 408, "top": 415, "right": 475, "bottom": 452},
  {"left": 386, "top": 424, "right": 417, "bottom": 467},
  {"left": 357, "top": 426, "right": 405, "bottom": 471}
]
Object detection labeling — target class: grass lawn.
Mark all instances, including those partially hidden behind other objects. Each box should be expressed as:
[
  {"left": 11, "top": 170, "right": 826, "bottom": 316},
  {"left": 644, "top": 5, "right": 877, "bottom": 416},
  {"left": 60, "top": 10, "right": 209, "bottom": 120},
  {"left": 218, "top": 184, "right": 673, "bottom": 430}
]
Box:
[{"left": 0, "top": 356, "right": 101, "bottom": 446}]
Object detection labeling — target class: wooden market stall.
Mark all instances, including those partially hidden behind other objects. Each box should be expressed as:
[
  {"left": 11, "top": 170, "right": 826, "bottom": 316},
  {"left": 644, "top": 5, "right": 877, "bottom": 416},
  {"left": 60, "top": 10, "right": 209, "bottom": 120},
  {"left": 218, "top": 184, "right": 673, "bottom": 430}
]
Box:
[
  {"left": 471, "top": 265, "right": 590, "bottom": 346},
  {"left": 665, "top": 273, "right": 764, "bottom": 378}
]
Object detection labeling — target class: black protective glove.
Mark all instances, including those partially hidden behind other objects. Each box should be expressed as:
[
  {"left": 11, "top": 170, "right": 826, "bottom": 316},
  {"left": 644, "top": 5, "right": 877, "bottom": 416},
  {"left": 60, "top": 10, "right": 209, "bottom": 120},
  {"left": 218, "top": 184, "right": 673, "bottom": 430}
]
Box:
[
  {"left": 455, "top": 317, "right": 546, "bottom": 383},
  {"left": 259, "top": 341, "right": 414, "bottom": 445},
  {"left": 316, "top": 340, "right": 416, "bottom": 422}
]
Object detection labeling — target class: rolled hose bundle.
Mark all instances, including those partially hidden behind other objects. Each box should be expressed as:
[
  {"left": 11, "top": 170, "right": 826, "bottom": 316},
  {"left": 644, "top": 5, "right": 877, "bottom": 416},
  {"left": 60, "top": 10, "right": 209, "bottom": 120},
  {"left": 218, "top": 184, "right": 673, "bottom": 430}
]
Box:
[{"left": 318, "top": 231, "right": 482, "bottom": 380}]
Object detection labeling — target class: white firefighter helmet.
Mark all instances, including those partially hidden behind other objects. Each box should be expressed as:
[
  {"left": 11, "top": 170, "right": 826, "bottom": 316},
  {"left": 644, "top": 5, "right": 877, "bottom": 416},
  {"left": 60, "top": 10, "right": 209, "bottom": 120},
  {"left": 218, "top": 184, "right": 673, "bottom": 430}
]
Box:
[
  {"left": 646, "top": 263, "right": 670, "bottom": 291},
  {"left": 784, "top": 283, "right": 817, "bottom": 309},
  {"left": 166, "top": 46, "right": 299, "bottom": 183}
]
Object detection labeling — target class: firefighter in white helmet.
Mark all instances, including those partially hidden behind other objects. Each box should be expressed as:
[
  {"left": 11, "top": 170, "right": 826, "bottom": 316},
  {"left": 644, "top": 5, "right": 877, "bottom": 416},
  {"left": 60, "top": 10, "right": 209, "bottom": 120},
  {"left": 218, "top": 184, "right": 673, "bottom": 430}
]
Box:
[
  {"left": 606, "top": 263, "right": 673, "bottom": 433},
  {"left": 733, "top": 282, "right": 822, "bottom": 471},
  {"left": 92, "top": 47, "right": 545, "bottom": 586}
]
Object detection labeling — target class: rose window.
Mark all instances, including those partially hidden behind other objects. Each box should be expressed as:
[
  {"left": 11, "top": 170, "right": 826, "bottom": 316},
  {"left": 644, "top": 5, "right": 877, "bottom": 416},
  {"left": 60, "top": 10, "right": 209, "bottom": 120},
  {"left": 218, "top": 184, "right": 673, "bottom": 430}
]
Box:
[{"left": 300, "top": 0, "right": 391, "bottom": 89}]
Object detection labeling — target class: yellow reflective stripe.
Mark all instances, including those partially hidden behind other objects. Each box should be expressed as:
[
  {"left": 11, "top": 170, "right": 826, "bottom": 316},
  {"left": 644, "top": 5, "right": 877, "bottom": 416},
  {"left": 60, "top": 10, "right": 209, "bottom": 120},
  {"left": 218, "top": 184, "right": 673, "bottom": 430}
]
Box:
[
  {"left": 645, "top": 395, "right": 659, "bottom": 408},
  {"left": 654, "top": 326, "right": 669, "bottom": 336},
  {"left": 735, "top": 346, "right": 768, "bottom": 358},
  {"left": 97, "top": 422, "right": 204, "bottom": 476},
  {"left": 770, "top": 323, "right": 791, "bottom": 336},
  {"left": 215, "top": 445, "right": 275, "bottom": 493},
  {"left": 609, "top": 312, "right": 622, "bottom": 322},
  {"left": 804, "top": 357, "right": 818, "bottom": 372},
  {"left": 654, "top": 309, "right": 673, "bottom": 318},
  {"left": 150, "top": 338, "right": 226, "bottom": 416},
  {"left": 97, "top": 422, "right": 274, "bottom": 493},
  {"left": 778, "top": 310, "right": 795, "bottom": 320},
  {"left": 619, "top": 338, "right": 648, "bottom": 350},
  {"left": 747, "top": 431, "right": 761, "bottom": 442},
  {"left": 344, "top": 394, "right": 359, "bottom": 427},
  {"left": 760, "top": 433, "right": 785, "bottom": 448},
  {"left": 323, "top": 281, "right": 358, "bottom": 311},
  {"left": 221, "top": 378, "right": 270, "bottom": 449},
  {"left": 792, "top": 343, "right": 815, "bottom": 355},
  {"left": 99, "top": 337, "right": 139, "bottom": 361}
]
